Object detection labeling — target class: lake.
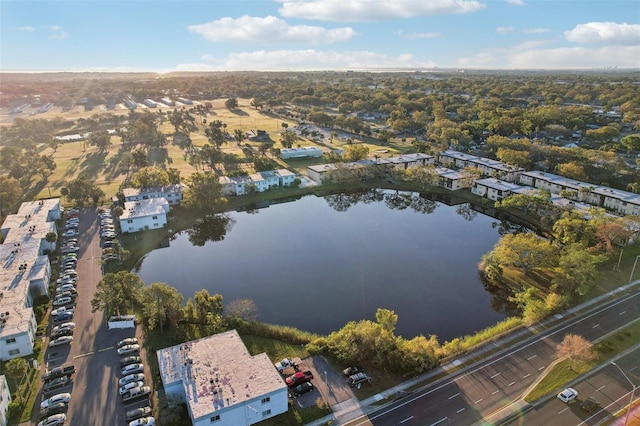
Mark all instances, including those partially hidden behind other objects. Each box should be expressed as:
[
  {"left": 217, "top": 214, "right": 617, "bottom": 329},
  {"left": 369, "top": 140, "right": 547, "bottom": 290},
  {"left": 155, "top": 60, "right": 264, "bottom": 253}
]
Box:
[{"left": 135, "top": 190, "right": 513, "bottom": 342}]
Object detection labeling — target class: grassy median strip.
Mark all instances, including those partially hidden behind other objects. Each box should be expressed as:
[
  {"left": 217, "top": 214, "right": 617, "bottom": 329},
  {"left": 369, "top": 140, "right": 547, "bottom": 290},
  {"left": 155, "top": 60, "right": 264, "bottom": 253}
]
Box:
[{"left": 524, "top": 320, "right": 640, "bottom": 403}]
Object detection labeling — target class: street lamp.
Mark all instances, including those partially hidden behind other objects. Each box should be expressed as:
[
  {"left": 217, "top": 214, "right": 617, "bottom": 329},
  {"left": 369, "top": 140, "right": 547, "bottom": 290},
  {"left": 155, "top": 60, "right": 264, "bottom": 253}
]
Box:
[
  {"left": 629, "top": 255, "right": 640, "bottom": 284},
  {"left": 611, "top": 361, "right": 637, "bottom": 426}
]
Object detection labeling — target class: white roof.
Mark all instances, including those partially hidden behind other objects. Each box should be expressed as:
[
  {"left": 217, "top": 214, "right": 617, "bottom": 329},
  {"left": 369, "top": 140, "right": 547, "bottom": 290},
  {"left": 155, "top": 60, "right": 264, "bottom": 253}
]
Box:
[{"left": 121, "top": 198, "right": 168, "bottom": 220}]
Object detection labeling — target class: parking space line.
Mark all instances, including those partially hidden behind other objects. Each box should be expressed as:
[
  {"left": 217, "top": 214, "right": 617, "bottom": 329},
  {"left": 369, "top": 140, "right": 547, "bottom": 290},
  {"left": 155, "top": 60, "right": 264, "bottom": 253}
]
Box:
[
  {"left": 508, "top": 381, "right": 516, "bottom": 387},
  {"left": 456, "top": 408, "right": 466, "bottom": 413},
  {"left": 98, "top": 346, "right": 115, "bottom": 353},
  {"left": 490, "top": 372, "right": 501, "bottom": 379},
  {"left": 558, "top": 407, "right": 569, "bottom": 414},
  {"left": 474, "top": 398, "right": 483, "bottom": 404},
  {"left": 448, "top": 392, "right": 460, "bottom": 400},
  {"left": 523, "top": 373, "right": 531, "bottom": 378},
  {"left": 400, "top": 416, "right": 414, "bottom": 423},
  {"left": 73, "top": 351, "right": 94, "bottom": 359},
  {"left": 430, "top": 417, "right": 447, "bottom": 426},
  {"left": 597, "top": 385, "right": 606, "bottom": 391},
  {"left": 527, "top": 355, "right": 537, "bottom": 360},
  {"left": 492, "top": 390, "right": 500, "bottom": 395}
]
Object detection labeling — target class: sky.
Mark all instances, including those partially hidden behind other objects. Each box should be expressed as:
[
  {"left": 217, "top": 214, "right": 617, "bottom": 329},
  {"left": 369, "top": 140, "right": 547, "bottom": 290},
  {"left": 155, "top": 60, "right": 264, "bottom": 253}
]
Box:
[{"left": 1, "top": 0, "right": 639, "bottom": 72}]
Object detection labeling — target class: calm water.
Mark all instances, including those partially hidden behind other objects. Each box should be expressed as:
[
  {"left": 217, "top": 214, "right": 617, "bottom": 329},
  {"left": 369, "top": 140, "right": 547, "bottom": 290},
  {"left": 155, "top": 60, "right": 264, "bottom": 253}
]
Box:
[{"left": 135, "top": 190, "right": 511, "bottom": 341}]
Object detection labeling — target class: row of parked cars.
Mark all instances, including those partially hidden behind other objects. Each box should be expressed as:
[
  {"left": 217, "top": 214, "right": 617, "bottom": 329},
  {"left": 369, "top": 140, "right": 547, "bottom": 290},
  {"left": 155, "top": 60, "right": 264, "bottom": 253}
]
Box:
[
  {"left": 99, "top": 208, "right": 119, "bottom": 262},
  {"left": 116, "top": 337, "right": 155, "bottom": 426}
]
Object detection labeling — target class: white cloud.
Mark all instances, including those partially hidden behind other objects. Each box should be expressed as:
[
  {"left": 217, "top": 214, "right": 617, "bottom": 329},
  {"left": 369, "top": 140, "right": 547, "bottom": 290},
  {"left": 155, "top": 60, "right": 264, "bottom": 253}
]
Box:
[
  {"left": 177, "top": 49, "right": 434, "bottom": 71},
  {"left": 457, "top": 51, "right": 497, "bottom": 67},
  {"left": 399, "top": 30, "right": 440, "bottom": 40},
  {"left": 188, "top": 15, "right": 355, "bottom": 44},
  {"left": 50, "top": 25, "right": 63, "bottom": 31},
  {"left": 18, "top": 26, "right": 35, "bottom": 32},
  {"left": 496, "top": 26, "right": 514, "bottom": 35},
  {"left": 277, "top": 0, "right": 486, "bottom": 22},
  {"left": 506, "top": 0, "right": 525, "bottom": 5},
  {"left": 564, "top": 22, "right": 640, "bottom": 45},
  {"left": 522, "top": 27, "right": 550, "bottom": 34},
  {"left": 506, "top": 45, "right": 640, "bottom": 68}
]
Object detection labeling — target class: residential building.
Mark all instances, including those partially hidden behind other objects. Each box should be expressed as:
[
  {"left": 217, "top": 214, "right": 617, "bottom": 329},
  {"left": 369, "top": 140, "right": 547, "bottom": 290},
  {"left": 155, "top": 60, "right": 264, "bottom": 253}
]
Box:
[
  {"left": 307, "top": 164, "right": 337, "bottom": 184},
  {"left": 143, "top": 99, "right": 157, "bottom": 108},
  {"left": 0, "top": 375, "right": 10, "bottom": 426},
  {"left": 280, "top": 147, "right": 323, "bottom": 159},
  {"left": 218, "top": 170, "right": 297, "bottom": 196},
  {"left": 438, "top": 150, "right": 523, "bottom": 182},
  {"left": 384, "top": 153, "right": 435, "bottom": 169},
  {"left": 436, "top": 167, "right": 469, "bottom": 191},
  {"left": 120, "top": 198, "right": 169, "bottom": 233},
  {"left": 471, "top": 178, "right": 525, "bottom": 201},
  {"left": 122, "top": 184, "right": 184, "bottom": 205},
  {"left": 157, "top": 330, "right": 288, "bottom": 426},
  {"left": 0, "top": 199, "right": 60, "bottom": 361}
]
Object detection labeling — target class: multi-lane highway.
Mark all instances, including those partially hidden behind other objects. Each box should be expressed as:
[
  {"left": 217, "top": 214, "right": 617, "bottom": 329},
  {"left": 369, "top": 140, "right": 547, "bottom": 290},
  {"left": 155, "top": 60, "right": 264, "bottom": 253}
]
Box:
[{"left": 343, "top": 288, "right": 640, "bottom": 426}]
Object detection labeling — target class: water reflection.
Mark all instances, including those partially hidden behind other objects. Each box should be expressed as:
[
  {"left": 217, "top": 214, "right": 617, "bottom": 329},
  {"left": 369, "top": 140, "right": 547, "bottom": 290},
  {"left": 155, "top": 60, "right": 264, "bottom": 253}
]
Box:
[{"left": 186, "top": 214, "right": 235, "bottom": 246}]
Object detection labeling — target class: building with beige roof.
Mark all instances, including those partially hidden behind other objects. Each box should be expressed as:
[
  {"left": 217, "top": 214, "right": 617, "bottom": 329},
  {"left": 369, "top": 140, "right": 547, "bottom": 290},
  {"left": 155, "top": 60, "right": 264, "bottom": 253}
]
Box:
[{"left": 157, "top": 330, "right": 288, "bottom": 426}]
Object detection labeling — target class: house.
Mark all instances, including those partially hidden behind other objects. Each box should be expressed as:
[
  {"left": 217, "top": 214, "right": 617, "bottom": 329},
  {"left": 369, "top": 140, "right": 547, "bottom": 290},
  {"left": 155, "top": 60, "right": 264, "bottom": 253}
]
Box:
[
  {"left": 0, "top": 199, "right": 61, "bottom": 361},
  {"left": 307, "top": 164, "right": 337, "bottom": 184},
  {"left": 122, "top": 184, "right": 184, "bottom": 205},
  {"left": 0, "top": 375, "right": 10, "bottom": 426},
  {"left": 120, "top": 198, "right": 170, "bottom": 233},
  {"left": 219, "top": 176, "right": 252, "bottom": 196},
  {"left": 471, "top": 178, "right": 525, "bottom": 201},
  {"left": 436, "top": 167, "right": 469, "bottom": 191},
  {"left": 157, "top": 330, "right": 288, "bottom": 426},
  {"left": 280, "top": 147, "right": 323, "bottom": 159}
]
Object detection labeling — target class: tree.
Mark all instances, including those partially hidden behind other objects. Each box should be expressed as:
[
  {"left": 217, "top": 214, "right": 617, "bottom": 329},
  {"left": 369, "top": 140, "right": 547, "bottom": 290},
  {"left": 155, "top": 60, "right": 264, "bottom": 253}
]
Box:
[
  {"left": 88, "top": 130, "right": 112, "bottom": 152},
  {"left": 193, "top": 289, "right": 223, "bottom": 325},
  {"left": 487, "top": 233, "right": 557, "bottom": 276},
  {"left": 140, "top": 282, "right": 183, "bottom": 333},
  {"left": 131, "top": 166, "right": 170, "bottom": 188},
  {"left": 556, "top": 334, "right": 595, "bottom": 370},
  {"left": 250, "top": 97, "right": 264, "bottom": 110},
  {"left": 620, "top": 134, "right": 640, "bottom": 152},
  {"left": 225, "top": 97, "right": 238, "bottom": 109},
  {"left": 182, "top": 171, "right": 226, "bottom": 211},
  {"left": 64, "top": 174, "right": 105, "bottom": 206},
  {"left": 90, "top": 271, "right": 144, "bottom": 316},
  {"left": 233, "top": 129, "right": 245, "bottom": 147},
  {"left": 45, "top": 231, "right": 57, "bottom": 252},
  {"left": 280, "top": 131, "right": 297, "bottom": 148},
  {"left": 343, "top": 144, "right": 369, "bottom": 162},
  {"left": 225, "top": 299, "right": 258, "bottom": 321},
  {"left": 0, "top": 175, "right": 21, "bottom": 215},
  {"left": 552, "top": 244, "right": 604, "bottom": 296},
  {"left": 5, "top": 358, "right": 27, "bottom": 390}
]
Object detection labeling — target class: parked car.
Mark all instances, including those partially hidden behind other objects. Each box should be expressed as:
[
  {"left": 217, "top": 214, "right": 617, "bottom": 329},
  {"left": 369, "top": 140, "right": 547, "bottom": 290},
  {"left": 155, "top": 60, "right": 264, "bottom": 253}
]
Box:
[
  {"left": 43, "top": 376, "right": 70, "bottom": 393},
  {"left": 342, "top": 367, "right": 359, "bottom": 377},
  {"left": 129, "top": 417, "right": 155, "bottom": 426},
  {"left": 40, "top": 393, "right": 71, "bottom": 409},
  {"left": 118, "top": 337, "right": 139, "bottom": 348},
  {"left": 51, "top": 306, "right": 73, "bottom": 316},
  {"left": 291, "top": 382, "right": 314, "bottom": 396},
  {"left": 121, "top": 363, "right": 144, "bottom": 376},
  {"left": 48, "top": 336, "right": 73, "bottom": 347},
  {"left": 51, "top": 328, "right": 73, "bottom": 339},
  {"left": 51, "top": 323, "right": 75, "bottom": 334},
  {"left": 125, "top": 406, "right": 152, "bottom": 422},
  {"left": 347, "top": 372, "right": 373, "bottom": 387},
  {"left": 120, "top": 380, "right": 145, "bottom": 395},
  {"left": 557, "top": 388, "right": 578, "bottom": 403},
  {"left": 52, "top": 297, "right": 73, "bottom": 307},
  {"left": 118, "top": 344, "right": 140, "bottom": 356},
  {"left": 62, "top": 230, "right": 78, "bottom": 238},
  {"left": 38, "top": 402, "right": 67, "bottom": 420},
  {"left": 42, "top": 365, "right": 76, "bottom": 382},
  {"left": 52, "top": 312, "right": 73, "bottom": 323},
  {"left": 275, "top": 358, "right": 295, "bottom": 373},
  {"left": 55, "top": 284, "right": 76, "bottom": 294},
  {"left": 121, "top": 386, "right": 151, "bottom": 403},
  {"left": 119, "top": 373, "right": 145, "bottom": 387},
  {"left": 55, "top": 291, "right": 77, "bottom": 301},
  {"left": 285, "top": 371, "right": 314, "bottom": 387},
  {"left": 120, "top": 355, "right": 142, "bottom": 367},
  {"left": 37, "top": 413, "right": 66, "bottom": 426}
]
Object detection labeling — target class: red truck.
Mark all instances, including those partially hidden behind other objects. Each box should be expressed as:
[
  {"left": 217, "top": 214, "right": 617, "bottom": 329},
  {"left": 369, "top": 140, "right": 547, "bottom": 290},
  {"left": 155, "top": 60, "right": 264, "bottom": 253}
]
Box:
[{"left": 285, "top": 371, "right": 313, "bottom": 387}]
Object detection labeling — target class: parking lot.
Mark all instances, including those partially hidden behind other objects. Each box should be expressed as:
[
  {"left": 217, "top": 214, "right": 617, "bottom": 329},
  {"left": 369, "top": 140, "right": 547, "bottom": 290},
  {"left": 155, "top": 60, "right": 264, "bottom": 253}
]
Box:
[{"left": 36, "top": 207, "right": 152, "bottom": 426}]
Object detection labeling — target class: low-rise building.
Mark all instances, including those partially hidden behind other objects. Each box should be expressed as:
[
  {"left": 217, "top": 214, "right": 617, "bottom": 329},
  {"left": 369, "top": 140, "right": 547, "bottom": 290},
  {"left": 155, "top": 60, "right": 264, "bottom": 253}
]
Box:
[
  {"left": 0, "top": 375, "right": 10, "bottom": 426},
  {"left": 438, "top": 150, "right": 522, "bottom": 182},
  {"left": 218, "top": 170, "right": 297, "bottom": 196},
  {"left": 472, "top": 178, "right": 524, "bottom": 201},
  {"left": 120, "top": 198, "right": 169, "bottom": 233},
  {"left": 0, "top": 199, "right": 60, "bottom": 361},
  {"left": 280, "top": 147, "right": 323, "bottom": 159},
  {"left": 122, "top": 184, "right": 184, "bottom": 205},
  {"left": 157, "top": 330, "right": 288, "bottom": 426}
]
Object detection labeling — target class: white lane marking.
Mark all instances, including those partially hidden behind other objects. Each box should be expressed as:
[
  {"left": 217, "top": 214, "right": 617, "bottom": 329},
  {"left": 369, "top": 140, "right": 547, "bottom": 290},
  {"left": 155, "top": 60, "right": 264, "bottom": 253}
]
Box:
[
  {"left": 538, "top": 366, "right": 546, "bottom": 371},
  {"left": 559, "top": 407, "right": 569, "bottom": 414},
  {"left": 508, "top": 381, "right": 516, "bottom": 387},
  {"left": 592, "top": 323, "right": 600, "bottom": 328},
  {"left": 475, "top": 398, "right": 483, "bottom": 404},
  {"left": 523, "top": 373, "right": 531, "bottom": 378},
  {"left": 400, "top": 416, "right": 414, "bottom": 424},
  {"left": 597, "top": 385, "right": 606, "bottom": 391},
  {"left": 619, "top": 311, "right": 626, "bottom": 315},
  {"left": 490, "top": 372, "right": 501, "bottom": 378},
  {"left": 457, "top": 408, "right": 466, "bottom": 413},
  {"left": 430, "top": 417, "right": 448, "bottom": 426},
  {"left": 448, "top": 392, "right": 460, "bottom": 400},
  {"left": 492, "top": 390, "right": 500, "bottom": 395},
  {"left": 98, "top": 346, "right": 114, "bottom": 353},
  {"left": 73, "top": 351, "right": 94, "bottom": 359},
  {"left": 527, "top": 355, "right": 537, "bottom": 360}
]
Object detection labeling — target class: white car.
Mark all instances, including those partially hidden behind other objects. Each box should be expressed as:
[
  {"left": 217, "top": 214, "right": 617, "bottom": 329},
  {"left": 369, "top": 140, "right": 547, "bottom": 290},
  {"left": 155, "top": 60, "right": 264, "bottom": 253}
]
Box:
[
  {"left": 40, "top": 393, "right": 71, "bottom": 409},
  {"left": 557, "top": 388, "right": 578, "bottom": 403},
  {"left": 121, "top": 363, "right": 144, "bottom": 376},
  {"left": 118, "top": 337, "right": 139, "bottom": 348},
  {"left": 52, "top": 297, "right": 72, "bottom": 307},
  {"left": 48, "top": 336, "right": 73, "bottom": 347},
  {"left": 62, "top": 230, "right": 78, "bottom": 238},
  {"left": 119, "top": 373, "right": 145, "bottom": 387},
  {"left": 51, "top": 306, "right": 74, "bottom": 316},
  {"left": 129, "top": 417, "right": 155, "bottom": 426},
  {"left": 37, "top": 413, "right": 66, "bottom": 426},
  {"left": 119, "top": 380, "right": 145, "bottom": 395},
  {"left": 118, "top": 344, "right": 140, "bottom": 356},
  {"left": 51, "top": 322, "right": 75, "bottom": 334}
]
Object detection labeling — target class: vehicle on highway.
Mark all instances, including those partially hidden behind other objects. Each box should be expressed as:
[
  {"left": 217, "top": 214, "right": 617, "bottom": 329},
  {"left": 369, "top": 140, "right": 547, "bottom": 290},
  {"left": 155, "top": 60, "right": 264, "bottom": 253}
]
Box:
[
  {"left": 580, "top": 397, "right": 601, "bottom": 412},
  {"left": 348, "top": 372, "right": 373, "bottom": 387},
  {"left": 120, "top": 380, "right": 145, "bottom": 395},
  {"left": 120, "top": 355, "right": 142, "bottom": 367},
  {"left": 118, "top": 337, "right": 139, "bottom": 347},
  {"left": 118, "top": 344, "right": 140, "bottom": 356},
  {"left": 125, "top": 406, "right": 152, "bottom": 422},
  {"left": 40, "top": 393, "right": 71, "bottom": 409},
  {"left": 129, "top": 416, "right": 155, "bottom": 426},
  {"left": 557, "top": 388, "right": 578, "bottom": 403},
  {"left": 48, "top": 336, "right": 73, "bottom": 347},
  {"left": 36, "top": 413, "right": 66, "bottom": 426},
  {"left": 291, "top": 382, "right": 314, "bottom": 396},
  {"left": 119, "top": 373, "right": 145, "bottom": 387},
  {"left": 51, "top": 323, "right": 75, "bottom": 333},
  {"left": 39, "top": 402, "right": 67, "bottom": 420},
  {"left": 43, "top": 376, "right": 70, "bottom": 393},
  {"left": 121, "top": 363, "right": 144, "bottom": 376}
]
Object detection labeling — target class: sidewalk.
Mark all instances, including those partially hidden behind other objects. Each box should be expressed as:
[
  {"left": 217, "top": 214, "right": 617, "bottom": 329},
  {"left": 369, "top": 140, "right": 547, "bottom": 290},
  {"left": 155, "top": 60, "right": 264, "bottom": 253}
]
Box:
[{"left": 305, "top": 280, "right": 640, "bottom": 426}]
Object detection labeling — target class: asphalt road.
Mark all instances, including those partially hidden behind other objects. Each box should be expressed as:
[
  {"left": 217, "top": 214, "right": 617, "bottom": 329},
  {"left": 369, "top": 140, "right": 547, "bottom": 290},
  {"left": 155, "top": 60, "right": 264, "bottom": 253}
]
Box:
[
  {"left": 343, "top": 288, "right": 640, "bottom": 426},
  {"left": 38, "top": 208, "right": 149, "bottom": 426},
  {"left": 504, "top": 347, "right": 640, "bottom": 426}
]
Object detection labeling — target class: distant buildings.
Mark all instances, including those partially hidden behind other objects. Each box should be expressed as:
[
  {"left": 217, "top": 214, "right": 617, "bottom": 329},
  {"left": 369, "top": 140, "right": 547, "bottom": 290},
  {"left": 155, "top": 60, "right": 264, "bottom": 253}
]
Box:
[
  {"left": 177, "top": 97, "right": 193, "bottom": 105},
  {"left": 279, "top": 147, "right": 323, "bottom": 159},
  {"left": 143, "top": 99, "right": 158, "bottom": 108},
  {"left": 0, "top": 199, "right": 61, "bottom": 361},
  {"left": 122, "top": 184, "right": 184, "bottom": 206},
  {"left": 157, "top": 330, "right": 287, "bottom": 426},
  {"left": 219, "top": 169, "right": 296, "bottom": 196}
]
